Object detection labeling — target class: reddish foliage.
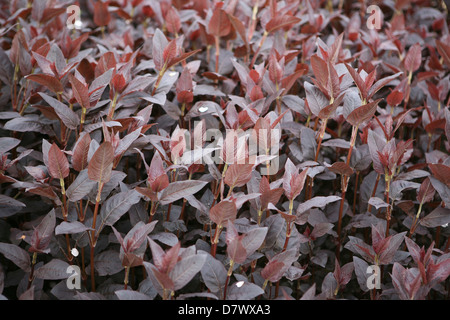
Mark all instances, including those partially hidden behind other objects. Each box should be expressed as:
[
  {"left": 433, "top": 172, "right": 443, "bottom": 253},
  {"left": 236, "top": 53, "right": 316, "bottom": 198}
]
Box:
[{"left": 0, "top": 0, "right": 449, "bottom": 302}]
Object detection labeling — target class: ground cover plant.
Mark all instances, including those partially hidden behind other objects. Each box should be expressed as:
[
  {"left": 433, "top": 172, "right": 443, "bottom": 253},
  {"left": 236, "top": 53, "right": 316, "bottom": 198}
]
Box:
[{"left": 0, "top": 0, "right": 449, "bottom": 301}]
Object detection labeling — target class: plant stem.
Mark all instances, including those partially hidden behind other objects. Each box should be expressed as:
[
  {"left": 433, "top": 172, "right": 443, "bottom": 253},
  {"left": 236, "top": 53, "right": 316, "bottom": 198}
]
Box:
[
  {"left": 91, "top": 182, "right": 104, "bottom": 237},
  {"left": 336, "top": 125, "right": 358, "bottom": 261},
  {"left": 166, "top": 203, "right": 172, "bottom": 222},
  {"left": 367, "top": 173, "right": 381, "bottom": 213},
  {"left": 435, "top": 226, "right": 441, "bottom": 247},
  {"left": 90, "top": 182, "right": 104, "bottom": 291},
  {"left": 180, "top": 103, "right": 186, "bottom": 128},
  {"left": 81, "top": 247, "right": 87, "bottom": 288},
  {"left": 384, "top": 174, "right": 392, "bottom": 237},
  {"left": 223, "top": 259, "right": 234, "bottom": 300},
  {"left": 211, "top": 225, "right": 223, "bottom": 257},
  {"left": 262, "top": 279, "right": 269, "bottom": 291},
  {"left": 352, "top": 171, "right": 360, "bottom": 215},
  {"left": 79, "top": 107, "right": 86, "bottom": 134},
  {"left": 306, "top": 117, "right": 331, "bottom": 200},
  {"left": 107, "top": 92, "right": 118, "bottom": 121},
  {"left": 148, "top": 201, "right": 159, "bottom": 223},
  {"left": 257, "top": 209, "right": 263, "bottom": 225},
  {"left": 409, "top": 202, "right": 423, "bottom": 237},
  {"left": 276, "top": 94, "right": 282, "bottom": 115},
  {"left": 226, "top": 185, "right": 234, "bottom": 198},
  {"left": 249, "top": 31, "right": 268, "bottom": 69},
  {"left": 27, "top": 252, "right": 38, "bottom": 290},
  {"left": 336, "top": 180, "right": 347, "bottom": 262},
  {"left": 152, "top": 66, "right": 166, "bottom": 96},
  {"left": 79, "top": 199, "right": 85, "bottom": 222},
  {"left": 124, "top": 266, "right": 130, "bottom": 290},
  {"left": 60, "top": 179, "right": 73, "bottom": 261},
  {"left": 346, "top": 125, "right": 358, "bottom": 165},
  {"left": 214, "top": 36, "right": 220, "bottom": 74},
  {"left": 282, "top": 199, "right": 294, "bottom": 252},
  {"left": 12, "top": 63, "right": 19, "bottom": 111},
  {"left": 314, "top": 118, "right": 328, "bottom": 162},
  {"left": 248, "top": 0, "right": 259, "bottom": 42},
  {"left": 18, "top": 76, "right": 32, "bottom": 115},
  {"left": 180, "top": 198, "right": 187, "bottom": 223},
  {"left": 90, "top": 246, "right": 96, "bottom": 291}
]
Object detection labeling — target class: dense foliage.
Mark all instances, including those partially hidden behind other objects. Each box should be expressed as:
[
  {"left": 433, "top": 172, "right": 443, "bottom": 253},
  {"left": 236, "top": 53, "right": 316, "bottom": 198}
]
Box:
[{"left": 0, "top": 0, "right": 449, "bottom": 300}]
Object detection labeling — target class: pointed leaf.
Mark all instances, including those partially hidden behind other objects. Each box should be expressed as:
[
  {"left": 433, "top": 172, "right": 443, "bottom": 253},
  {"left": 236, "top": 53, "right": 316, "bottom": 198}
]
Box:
[
  {"left": 404, "top": 43, "right": 422, "bottom": 73},
  {"left": 39, "top": 93, "right": 79, "bottom": 130},
  {"left": 98, "top": 190, "right": 142, "bottom": 232},
  {"left": 66, "top": 169, "right": 96, "bottom": 202},
  {"left": 170, "top": 252, "right": 207, "bottom": 291},
  {"left": 72, "top": 132, "right": 91, "bottom": 172},
  {"left": 47, "top": 143, "right": 69, "bottom": 180},
  {"left": 55, "top": 221, "right": 93, "bottom": 235},
  {"left": 367, "top": 73, "right": 402, "bottom": 100},
  {"left": 115, "top": 290, "right": 151, "bottom": 300},
  {"left": 34, "top": 259, "right": 70, "bottom": 280},
  {"left": 159, "top": 180, "right": 207, "bottom": 205},
  {"left": 346, "top": 99, "right": 381, "bottom": 127},
  {"left": 295, "top": 196, "right": 341, "bottom": 216},
  {"left": 88, "top": 141, "right": 114, "bottom": 183},
  {"left": 30, "top": 209, "right": 56, "bottom": 253},
  {"left": 420, "top": 207, "right": 450, "bottom": 228},
  {"left": 27, "top": 74, "right": 63, "bottom": 94},
  {"left": 210, "top": 199, "right": 237, "bottom": 226},
  {"left": 0, "top": 243, "right": 31, "bottom": 272},
  {"left": 69, "top": 74, "right": 89, "bottom": 110},
  {"left": 0, "top": 137, "right": 20, "bottom": 154},
  {"left": 241, "top": 227, "right": 268, "bottom": 257},
  {"left": 266, "top": 15, "right": 301, "bottom": 33},
  {"left": 226, "top": 282, "right": 264, "bottom": 300},
  {"left": 200, "top": 253, "right": 227, "bottom": 294},
  {"left": 304, "top": 82, "right": 328, "bottom": 117},
  {"left": 208, "top": 7, "right": 231, "bottom": 37},
  {"left": 224, "top": 164, "right": 254, "bottom": 188}
]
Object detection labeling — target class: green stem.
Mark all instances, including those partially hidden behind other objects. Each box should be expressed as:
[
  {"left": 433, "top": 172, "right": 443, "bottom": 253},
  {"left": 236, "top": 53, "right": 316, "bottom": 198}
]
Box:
[
  {"left": 107, "top": 93, "right": 118, "bottom": 121},
  {"left": 79, "top": 107, "right": 86, "bottom": 134},
  {"left": 262, "top": 279, "right": 269, "bottom": 291},
  {"left": 409, "top": 202, "right": 423, "bottom": 237},
  {"left": 385, "top": 173, "right": 392, "bottom": 237},
  {"left": 248, "top": 0, "right": 259, "bottom": 42},
  {"left": 27, "top": 252, "right": 38, "bottom": 290},
  {"left": 151, "top": 66, "right": 166, "bottom": 96},
  {"left": 257, "top": 209, "right": 263, "bottom": 225},
  {"left": 223, "top": 259, "right": 234, "bottom": 300},
  {"left": 124, "top": 266, "right": 130, "bottom": 290},
  {"left": 282, "top": 199, "right": 294, "bottom": 252},
  {"left": 250, "top": 31, "right": 268, "bottom": 69},
  {"left": 211, "top": 224, "right": 223, "bottom": 257},
  {"left": 148, "top": 201, "right": 159, "bottom": 223},
  {"left": 215, "top": 36, "right": 220, "bottom": 74}
]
